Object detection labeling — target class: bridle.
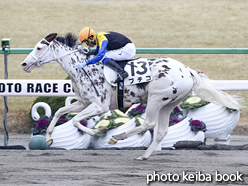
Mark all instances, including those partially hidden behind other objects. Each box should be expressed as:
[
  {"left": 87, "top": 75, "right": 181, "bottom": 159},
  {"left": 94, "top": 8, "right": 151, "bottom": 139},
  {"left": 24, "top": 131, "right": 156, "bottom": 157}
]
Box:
[
  {"left": 29, "top": 38, "right": 100, "bottom": 97},
  {"left": 29, "top": 38, "right": 80, "bottom": 67}
]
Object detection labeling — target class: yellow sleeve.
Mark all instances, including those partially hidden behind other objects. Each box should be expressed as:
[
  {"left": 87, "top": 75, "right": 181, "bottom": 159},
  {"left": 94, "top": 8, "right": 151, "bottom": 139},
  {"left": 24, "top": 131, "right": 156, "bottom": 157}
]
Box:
[{"left": 96, "top": 32, "right": 109, "bottom": 48}]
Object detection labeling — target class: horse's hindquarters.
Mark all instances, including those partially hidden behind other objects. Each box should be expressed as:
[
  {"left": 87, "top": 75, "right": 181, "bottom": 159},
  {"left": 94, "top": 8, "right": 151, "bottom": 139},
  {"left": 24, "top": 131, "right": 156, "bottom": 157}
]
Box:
[{"left": 149, "top": 59, "right": 194, "bottom": 101}]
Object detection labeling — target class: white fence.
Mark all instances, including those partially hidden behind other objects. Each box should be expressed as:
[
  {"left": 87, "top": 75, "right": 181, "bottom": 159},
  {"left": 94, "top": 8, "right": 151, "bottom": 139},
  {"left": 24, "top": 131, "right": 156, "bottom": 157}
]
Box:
[{"left": 0, "top": 79, "right": 248, "bottom": 97}]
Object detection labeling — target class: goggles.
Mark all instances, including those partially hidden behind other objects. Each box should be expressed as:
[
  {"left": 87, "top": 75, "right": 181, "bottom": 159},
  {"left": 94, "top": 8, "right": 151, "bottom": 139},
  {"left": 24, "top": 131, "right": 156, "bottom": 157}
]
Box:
[{"left": 83, "top": 37, "right": 95, "bottom": 45}]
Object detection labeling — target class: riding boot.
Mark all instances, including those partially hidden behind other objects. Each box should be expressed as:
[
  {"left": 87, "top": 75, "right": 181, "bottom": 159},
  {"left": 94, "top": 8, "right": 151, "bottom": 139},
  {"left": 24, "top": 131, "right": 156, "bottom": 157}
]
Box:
[{"left": 106, "top": 59, "right": 128, "bottom": 83}]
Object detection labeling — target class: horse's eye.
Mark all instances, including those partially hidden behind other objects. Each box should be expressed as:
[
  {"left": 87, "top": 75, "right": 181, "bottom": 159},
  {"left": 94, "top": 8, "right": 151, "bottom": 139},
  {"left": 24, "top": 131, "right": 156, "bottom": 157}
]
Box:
[{"left": 37, "top": 47, "right": 41, "bottom": 50}]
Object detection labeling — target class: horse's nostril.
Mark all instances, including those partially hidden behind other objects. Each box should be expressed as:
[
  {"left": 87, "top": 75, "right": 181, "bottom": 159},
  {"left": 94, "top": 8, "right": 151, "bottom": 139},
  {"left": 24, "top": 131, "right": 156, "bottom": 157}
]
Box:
[{"left": 21, "top": 62, "right": 27, "bottom": 67}]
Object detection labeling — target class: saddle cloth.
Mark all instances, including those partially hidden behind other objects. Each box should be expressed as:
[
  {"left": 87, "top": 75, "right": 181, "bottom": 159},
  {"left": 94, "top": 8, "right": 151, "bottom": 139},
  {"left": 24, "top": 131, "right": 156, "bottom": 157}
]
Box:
[{"left": 104, "top": 58, "right": 152, "bottom": 86}]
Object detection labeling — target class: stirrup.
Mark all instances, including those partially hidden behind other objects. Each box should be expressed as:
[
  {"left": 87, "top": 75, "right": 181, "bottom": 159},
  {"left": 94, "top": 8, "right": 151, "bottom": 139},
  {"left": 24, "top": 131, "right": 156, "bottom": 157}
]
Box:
[{"left": 113, "top": 73, "right": 127, "bottom": 83}]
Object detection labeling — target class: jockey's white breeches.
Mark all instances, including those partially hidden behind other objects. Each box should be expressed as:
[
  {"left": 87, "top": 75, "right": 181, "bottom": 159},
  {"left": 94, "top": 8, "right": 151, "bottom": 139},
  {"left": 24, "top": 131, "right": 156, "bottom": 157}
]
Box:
[{"left": 103, "top": 43, "right": 136, "bottom": 61}]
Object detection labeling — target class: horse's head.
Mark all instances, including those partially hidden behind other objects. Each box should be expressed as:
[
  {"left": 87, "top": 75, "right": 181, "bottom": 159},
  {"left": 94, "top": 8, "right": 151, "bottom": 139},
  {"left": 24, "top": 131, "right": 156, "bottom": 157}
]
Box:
[{"left": 21, "top": 33, "right": 57, "bottom": 73}]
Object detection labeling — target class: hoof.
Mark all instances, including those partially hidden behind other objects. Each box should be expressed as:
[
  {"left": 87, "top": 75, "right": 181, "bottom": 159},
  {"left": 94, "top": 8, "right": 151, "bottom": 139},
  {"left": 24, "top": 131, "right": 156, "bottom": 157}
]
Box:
[
  {"left": 112, "top": 132, "right": 128, "bottom": 140},
  {"left": 108, "top": 137, "right": 118, "bottom": 144},
  {"left": 135, "top": 156, "right": 148, "bottom": 161},
  {"left": 98, "top": 126, "right": 108, "bottom": 132},
  {"left": 46, "top": 139, "right": 53, "bottom": 147}
]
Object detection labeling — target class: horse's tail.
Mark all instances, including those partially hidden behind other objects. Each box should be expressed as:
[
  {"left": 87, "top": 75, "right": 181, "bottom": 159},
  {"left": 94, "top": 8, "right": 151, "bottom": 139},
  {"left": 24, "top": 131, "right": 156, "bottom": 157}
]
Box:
[{"left": 191, "top": 70, "right": 243, "bottom": 111}]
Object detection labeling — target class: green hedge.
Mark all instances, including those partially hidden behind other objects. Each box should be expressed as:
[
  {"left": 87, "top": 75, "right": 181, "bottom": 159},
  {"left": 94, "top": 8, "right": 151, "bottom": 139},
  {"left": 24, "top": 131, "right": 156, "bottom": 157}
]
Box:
[
  {"left": 29, "top": 96, "right": 67, "bottom": 121},
  {"left": 29, "top": 76, "right": 75, "bottom": 121}
]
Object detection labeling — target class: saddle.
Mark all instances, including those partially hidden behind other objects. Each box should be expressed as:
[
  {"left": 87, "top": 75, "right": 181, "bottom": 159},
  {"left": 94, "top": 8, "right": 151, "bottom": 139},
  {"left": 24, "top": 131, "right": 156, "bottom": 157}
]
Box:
[{"left": 117, "top": 57, "right": 140, "bottom": 69}]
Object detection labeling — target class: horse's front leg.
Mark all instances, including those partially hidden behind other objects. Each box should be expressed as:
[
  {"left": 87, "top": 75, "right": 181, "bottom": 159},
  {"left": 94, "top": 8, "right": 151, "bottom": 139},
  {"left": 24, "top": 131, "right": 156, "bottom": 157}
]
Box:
[
  {"left": 46, "top": 101, "right": 86, "bottom": 146},
  {"left": 73, "top": 102, "right": 109, "bottom": 135},
  {"left": 108, "top": 98, "right": 160, "bottom": 148}
]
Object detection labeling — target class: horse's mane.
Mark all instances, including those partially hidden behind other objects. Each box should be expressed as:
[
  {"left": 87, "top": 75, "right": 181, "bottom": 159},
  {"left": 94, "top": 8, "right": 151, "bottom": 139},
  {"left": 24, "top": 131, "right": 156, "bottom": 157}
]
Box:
[{"left": 55, "top": 33, "right": 78, "bottom": 48}]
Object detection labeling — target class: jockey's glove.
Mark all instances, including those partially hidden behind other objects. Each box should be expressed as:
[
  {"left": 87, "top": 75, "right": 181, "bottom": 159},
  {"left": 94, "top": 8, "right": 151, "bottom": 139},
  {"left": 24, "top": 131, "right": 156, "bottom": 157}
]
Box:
[
  {"left": 78, "top": 46, "right": 97, "bottom": 56},
  {"left": 76, "top": 62, "right": 87, "bottom": 69},
  {"left": 78, "top": 46, "right": 88, "bottom": 53}
]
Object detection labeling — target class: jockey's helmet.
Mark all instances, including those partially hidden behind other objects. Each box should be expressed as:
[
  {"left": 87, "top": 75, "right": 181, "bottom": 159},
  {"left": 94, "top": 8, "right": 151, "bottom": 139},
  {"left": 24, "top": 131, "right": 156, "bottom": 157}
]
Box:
[{"left": 79, "top": 27, "right": 96, "bottom": 43}]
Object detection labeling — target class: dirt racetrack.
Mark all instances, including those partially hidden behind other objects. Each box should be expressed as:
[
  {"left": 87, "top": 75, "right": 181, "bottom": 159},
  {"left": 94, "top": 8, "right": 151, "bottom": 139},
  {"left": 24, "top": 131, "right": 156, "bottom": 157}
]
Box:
[{"left": 0, "top": 134, "right": 248, "bottom": 186}]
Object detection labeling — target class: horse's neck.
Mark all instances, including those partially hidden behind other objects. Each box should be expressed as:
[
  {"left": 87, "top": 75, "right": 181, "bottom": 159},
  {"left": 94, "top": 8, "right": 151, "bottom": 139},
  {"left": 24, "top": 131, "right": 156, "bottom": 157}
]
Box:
[
  {"left": 52, "top": 42, "right": 81, "bottom": 76},
  {"left": 51, "top": 42, "right": 103, "bottom": 84}
]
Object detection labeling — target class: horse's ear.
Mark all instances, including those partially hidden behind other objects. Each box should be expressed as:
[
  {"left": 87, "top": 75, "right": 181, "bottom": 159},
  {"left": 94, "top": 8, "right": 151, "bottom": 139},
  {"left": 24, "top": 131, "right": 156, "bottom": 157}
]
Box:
[{"left": 45, "top": 33, "right": 57, "bottom": 42}]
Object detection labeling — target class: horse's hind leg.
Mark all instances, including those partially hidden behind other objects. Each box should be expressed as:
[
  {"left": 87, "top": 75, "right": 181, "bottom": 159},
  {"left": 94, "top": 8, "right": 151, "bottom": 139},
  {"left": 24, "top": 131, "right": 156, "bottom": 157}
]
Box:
[
  {"left": 136, "top": 105, "right": 170, "bottom": 160},
  {"left": 109, "top": 91, "right": 180, "bottom": 143},
  {"left": 136, "top": 99, "right": 185, "bottom": 160}
]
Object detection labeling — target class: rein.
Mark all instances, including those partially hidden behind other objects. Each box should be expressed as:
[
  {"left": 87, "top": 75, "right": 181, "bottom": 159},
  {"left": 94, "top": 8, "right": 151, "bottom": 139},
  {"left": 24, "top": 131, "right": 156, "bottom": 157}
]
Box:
[{"left": 81, "top": 68, "right": 100, "bottom": 97}]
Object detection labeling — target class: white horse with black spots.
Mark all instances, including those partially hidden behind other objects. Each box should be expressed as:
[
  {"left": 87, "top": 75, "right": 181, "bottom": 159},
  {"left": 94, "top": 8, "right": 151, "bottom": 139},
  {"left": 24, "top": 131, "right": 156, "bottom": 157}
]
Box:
[{"left": 21, "top": 33, "right": 242, "bottom": 160}]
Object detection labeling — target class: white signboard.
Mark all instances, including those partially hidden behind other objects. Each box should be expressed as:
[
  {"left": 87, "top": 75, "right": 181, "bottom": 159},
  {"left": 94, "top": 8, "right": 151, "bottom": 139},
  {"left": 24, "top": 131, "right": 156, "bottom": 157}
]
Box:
[
  {"left": 0, "top": 79, "right": 248, "bottom": 97},
  {"left": 0, "top": 80, "right": 75, "bottom": 96}
]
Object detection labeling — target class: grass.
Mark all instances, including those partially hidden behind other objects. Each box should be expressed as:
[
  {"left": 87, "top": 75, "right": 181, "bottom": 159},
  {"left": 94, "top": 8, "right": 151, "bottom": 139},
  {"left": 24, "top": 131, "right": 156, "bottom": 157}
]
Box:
[{"left": 0, "top": 0, "right": 248, "bottom": 133}]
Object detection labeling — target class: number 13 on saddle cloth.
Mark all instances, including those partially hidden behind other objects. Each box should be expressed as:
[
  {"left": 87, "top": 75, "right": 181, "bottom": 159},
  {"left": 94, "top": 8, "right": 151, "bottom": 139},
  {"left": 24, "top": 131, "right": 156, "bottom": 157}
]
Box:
[{"left": 104, "top": 58, "right": 152, "bottom": 86}]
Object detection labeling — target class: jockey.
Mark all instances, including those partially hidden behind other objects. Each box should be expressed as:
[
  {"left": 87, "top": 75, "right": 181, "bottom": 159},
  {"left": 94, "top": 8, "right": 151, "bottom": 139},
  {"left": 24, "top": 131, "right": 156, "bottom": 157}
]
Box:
[{"left": 77, "top": 27, "right": 136, "bottom": 83}]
